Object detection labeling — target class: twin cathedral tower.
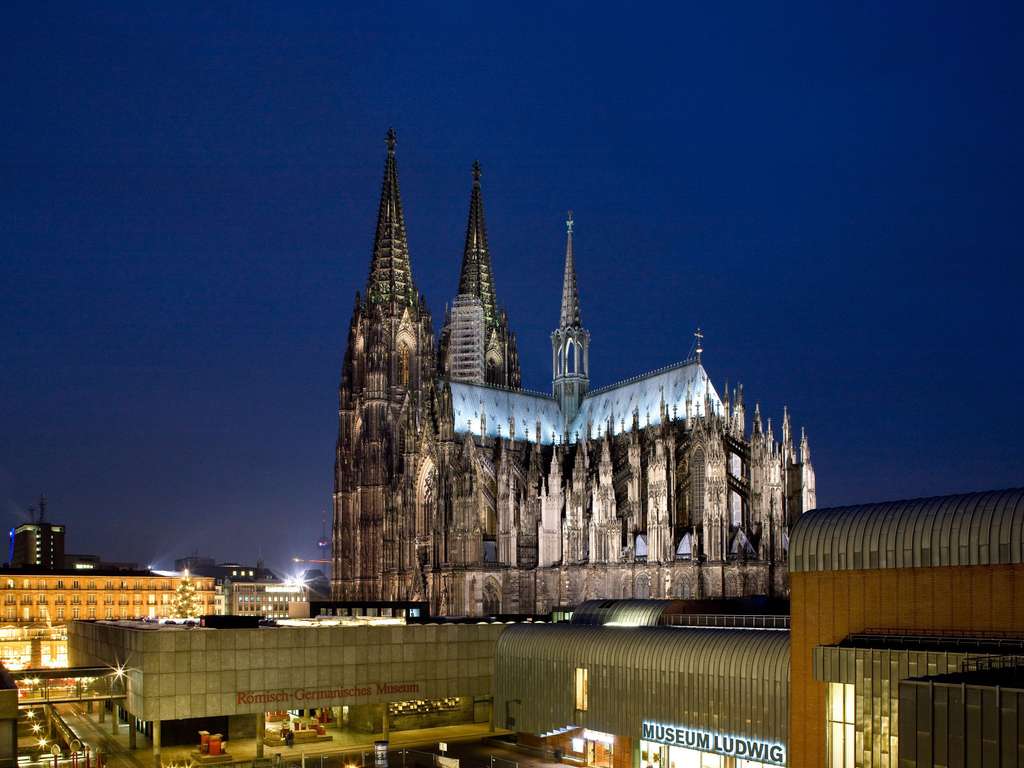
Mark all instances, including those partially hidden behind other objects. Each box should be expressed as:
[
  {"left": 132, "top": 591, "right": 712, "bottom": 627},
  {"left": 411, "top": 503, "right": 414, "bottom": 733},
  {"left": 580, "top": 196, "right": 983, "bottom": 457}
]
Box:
[{"left": 332, "top": 130, "right": 816, "bottom": 616}]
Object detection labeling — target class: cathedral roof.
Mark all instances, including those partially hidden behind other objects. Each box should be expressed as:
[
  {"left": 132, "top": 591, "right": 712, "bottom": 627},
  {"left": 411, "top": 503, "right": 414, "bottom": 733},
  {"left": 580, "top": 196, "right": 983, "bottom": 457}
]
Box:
[
  {"left": 457, "top": 162, "right": 499, "bottom": 329},
  {"left": 569, "top": 360, "right": 721, "bottom": 439},
  {"left": 366, "top": 129, "right": 418, "bottom": 308},
  {"left": 446, "top": 359, "right": 722, "bottom": 445},
  {"left": 449, "top": 381, "right": 564, "bottom": 445}
]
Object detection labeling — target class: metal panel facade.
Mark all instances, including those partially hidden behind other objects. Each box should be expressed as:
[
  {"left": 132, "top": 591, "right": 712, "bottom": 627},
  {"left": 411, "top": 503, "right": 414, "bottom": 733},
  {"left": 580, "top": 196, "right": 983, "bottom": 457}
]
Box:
[
  {"left": 495, "top": 625, "right": 789, "bottom": 744},
  {"left": 899, "top": 680, "right": 1024, "bottom": 768},
  {"left": 789, "top": 489, "right": 1024, "bottom": 574}
]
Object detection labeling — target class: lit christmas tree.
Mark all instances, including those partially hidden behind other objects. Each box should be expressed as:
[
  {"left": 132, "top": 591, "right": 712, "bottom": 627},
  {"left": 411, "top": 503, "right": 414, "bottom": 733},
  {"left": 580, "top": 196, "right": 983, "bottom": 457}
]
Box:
[{"left": 171, "top": 571, "right": 203, "bottom": 618}]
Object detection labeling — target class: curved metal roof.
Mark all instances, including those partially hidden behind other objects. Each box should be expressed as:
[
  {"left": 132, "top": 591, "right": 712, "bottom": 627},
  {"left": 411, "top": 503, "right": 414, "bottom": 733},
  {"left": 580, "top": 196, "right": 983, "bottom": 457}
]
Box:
[
  {"left": 570, "top": 599, "right": 672, "bottom": 626},
  {"left": 789, "top": 488, "right": 1024, "bottom": 573},
  {"left": 496, "top": 624, "right": 789, "bottom": 742}
]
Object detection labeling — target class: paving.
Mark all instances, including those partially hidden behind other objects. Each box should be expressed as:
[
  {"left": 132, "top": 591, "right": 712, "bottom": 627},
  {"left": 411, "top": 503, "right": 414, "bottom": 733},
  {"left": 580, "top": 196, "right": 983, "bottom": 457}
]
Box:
[{"left": 45, "top": 707, "right": 518, "bottom": 768}]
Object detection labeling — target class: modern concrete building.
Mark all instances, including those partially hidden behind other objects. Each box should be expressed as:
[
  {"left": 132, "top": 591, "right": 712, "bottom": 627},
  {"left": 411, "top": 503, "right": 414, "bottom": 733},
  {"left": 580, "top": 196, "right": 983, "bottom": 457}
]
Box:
[{"left": 67, "top": 617, "right": 505, "bottom": 766}]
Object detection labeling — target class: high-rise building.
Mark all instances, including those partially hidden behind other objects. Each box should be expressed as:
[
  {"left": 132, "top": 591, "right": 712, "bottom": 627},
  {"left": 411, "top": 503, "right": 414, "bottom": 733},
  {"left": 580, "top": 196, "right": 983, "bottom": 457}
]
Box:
[
  {"left": 332, "top": 132, "right": 816, "bottom": 616},
  {"left": 9, "top": 520, "right": 65, "bottom": 571}
]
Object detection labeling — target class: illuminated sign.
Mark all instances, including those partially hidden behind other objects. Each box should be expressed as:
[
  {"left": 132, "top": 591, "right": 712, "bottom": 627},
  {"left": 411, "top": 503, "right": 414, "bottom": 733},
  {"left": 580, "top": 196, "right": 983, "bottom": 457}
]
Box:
[
  {"left": 236, "top": 682, "right": 419, "bottom": 706},
  {"left": 641, "top": 721, "right": 785, "bottom": 767}
]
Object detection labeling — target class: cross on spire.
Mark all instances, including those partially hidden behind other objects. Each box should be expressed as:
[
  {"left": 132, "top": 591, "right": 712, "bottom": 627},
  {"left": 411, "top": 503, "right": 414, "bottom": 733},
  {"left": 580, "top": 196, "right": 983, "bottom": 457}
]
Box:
[{"left": 694, "top": 327, "right": 704, "bottom": 363}]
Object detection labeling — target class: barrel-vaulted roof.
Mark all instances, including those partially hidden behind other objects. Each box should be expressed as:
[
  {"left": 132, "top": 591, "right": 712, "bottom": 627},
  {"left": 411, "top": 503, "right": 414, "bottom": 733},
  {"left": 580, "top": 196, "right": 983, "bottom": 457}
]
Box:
[
  {"left": 789, "top": 488, "right": 1024, "bottom": 573},
  {"left": 570, "top": 599, "right": 671, "bottom": 626},
  {"left": 495, "top": 624, "right": 789, "bottom": 744}
]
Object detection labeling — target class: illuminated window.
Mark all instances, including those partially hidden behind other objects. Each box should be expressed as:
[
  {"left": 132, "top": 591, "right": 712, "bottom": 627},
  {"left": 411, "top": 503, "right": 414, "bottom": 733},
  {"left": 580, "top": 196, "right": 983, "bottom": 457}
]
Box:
[
  {"left": 574, "top": 667, "right": 589, "bottom": 711},
  {"left": 827, "top": 682, "right": 855, "bottom": 768}
]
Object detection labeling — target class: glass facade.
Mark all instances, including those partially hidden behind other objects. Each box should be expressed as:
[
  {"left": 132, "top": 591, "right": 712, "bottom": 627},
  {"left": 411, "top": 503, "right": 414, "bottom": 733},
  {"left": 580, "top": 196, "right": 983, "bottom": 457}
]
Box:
[
  {"left": 641, "top": 740, "right": 777, "bottom": 768},
  {"left": 826, "top": 683, "right": 854, "bottom": 768}
]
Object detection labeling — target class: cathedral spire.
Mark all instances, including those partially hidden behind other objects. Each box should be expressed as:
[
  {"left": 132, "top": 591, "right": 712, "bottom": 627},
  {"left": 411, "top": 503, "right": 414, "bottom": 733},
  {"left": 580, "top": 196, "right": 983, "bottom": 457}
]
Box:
[
  {"left": 559, "top": 211, "right": 582, "bottom": 328},
  {"left": 552, "top": 211, "right": 590, "bottom": 427},
  {"left": 366, "top": 128, "right": 417, "bottom": 308},
  {"left": 458, "top": 161, "right": 498, "bottom": 328}
]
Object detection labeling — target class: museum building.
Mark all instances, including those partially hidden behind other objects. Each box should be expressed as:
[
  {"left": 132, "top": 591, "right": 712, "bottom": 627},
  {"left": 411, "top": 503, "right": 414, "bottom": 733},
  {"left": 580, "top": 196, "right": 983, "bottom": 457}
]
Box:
[
  {"left": 28, "top": 487, "right": 1024, "bottom": 768},
  {"left": 494, "top": 600, "right": 790, "bottom": 768}
]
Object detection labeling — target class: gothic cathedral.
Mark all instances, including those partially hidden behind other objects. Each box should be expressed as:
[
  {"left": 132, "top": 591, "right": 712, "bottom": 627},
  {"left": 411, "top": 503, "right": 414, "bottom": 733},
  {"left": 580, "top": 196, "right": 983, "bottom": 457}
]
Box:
[{"left": 332, "top": 131, "right": 816, "bottom": 616}]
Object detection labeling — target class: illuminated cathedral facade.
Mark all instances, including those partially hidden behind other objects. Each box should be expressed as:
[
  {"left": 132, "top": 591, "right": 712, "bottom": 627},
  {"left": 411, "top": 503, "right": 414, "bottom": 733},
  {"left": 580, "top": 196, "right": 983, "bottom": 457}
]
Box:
[{"left": 332, "top": 131, "right": 816, "bottom": 616}]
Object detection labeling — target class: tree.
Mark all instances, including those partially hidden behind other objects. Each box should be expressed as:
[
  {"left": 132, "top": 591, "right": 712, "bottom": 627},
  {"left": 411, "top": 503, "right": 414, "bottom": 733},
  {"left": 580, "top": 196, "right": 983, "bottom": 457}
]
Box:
[{"left": 171, "top": 571, "right": 203, "bottom": 618}]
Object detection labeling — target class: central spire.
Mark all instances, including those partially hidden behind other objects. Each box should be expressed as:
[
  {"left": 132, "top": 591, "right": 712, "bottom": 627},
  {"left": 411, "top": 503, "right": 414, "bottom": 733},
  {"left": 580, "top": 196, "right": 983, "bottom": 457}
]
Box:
[
  {"left": 560, "top": 210, "right": 582, "bottom": 328},
  {"left": 366, "top": 128, "right": 417, "bottom": 308},
  {"left": 457, "top": 161, "right": 498, "bottom": 328}
]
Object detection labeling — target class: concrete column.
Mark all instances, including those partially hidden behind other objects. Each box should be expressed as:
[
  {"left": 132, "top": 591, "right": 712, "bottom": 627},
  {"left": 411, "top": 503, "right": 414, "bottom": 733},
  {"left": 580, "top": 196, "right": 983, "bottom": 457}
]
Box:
[
  {"left": 128, "top": 715, "right": 137, "bottom": 749},
  {"left": 98, "top": 703, "right": 105, "bottom": 724},
  {"left": 256, "top": 713, "right": 265, "bottom": 759},
  {"left": 382, "top": 707, "right": 389, "bottom": 738},
  {"left": 111, "top": 705, "right": 118, "bottom": 735},
  {"left": 86, "top": 701, "right": 94, "bottom": 714},
  {"left": 152, "top": 721, "right": 161, "bottom": 768}
]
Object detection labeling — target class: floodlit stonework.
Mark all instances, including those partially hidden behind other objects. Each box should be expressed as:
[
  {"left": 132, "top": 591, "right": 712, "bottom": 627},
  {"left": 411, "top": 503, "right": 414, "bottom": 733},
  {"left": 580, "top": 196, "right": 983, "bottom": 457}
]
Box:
[{"left": 333, "top": 131, "right": 816, "bottom": 616}]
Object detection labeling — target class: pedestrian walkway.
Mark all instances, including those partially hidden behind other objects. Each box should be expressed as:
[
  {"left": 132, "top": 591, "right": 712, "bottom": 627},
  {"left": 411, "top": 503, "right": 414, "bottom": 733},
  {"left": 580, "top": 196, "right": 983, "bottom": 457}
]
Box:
[
  {"left": 55, "top": 702, "right": 150, "bottom": 768},
  {"left": 47, "top": 707, "right": 505, "bottom": 768},
  {"left": 160, "top": 723, "right": 503, "bottom": 765}
]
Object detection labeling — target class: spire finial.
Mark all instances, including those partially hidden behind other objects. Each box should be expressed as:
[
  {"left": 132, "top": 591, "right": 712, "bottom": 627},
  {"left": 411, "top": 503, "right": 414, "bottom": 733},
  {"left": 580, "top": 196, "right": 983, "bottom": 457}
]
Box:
[
  {"left": 694, "top": 327, "right": 704, "bottom": 363},
  {"left": 566, "top": 210, "right": 574, "bottom": 235},
  {"left": 386, "top": 127, "right": 397, "bottom": 153},
  {"left": 472, "top": 160, "right": 481, "bottom": 184}
]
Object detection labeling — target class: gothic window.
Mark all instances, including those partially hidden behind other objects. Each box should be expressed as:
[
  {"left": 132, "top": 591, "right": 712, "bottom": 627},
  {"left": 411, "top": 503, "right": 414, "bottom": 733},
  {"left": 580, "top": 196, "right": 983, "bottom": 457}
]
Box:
[
  {"left": 690, "top": 447, "right": 706, "bottom": 522},
  {"left": 482, "top": 578, "right": 501, "bottom": 615},
  {"left": 485, "top": 351, "right": 502, "bottom": 386},
  {"left": 671, "top": 574, "right": 691, "bottom": 599},
  {"left": 676, "top": 532, "right": 693, "bottom": 560},
  {"left": 635, "top": 573, "right": 651, "bottom": 599},
  {"left": 565, "top": 338, "right": 575, "bottom": 374}
]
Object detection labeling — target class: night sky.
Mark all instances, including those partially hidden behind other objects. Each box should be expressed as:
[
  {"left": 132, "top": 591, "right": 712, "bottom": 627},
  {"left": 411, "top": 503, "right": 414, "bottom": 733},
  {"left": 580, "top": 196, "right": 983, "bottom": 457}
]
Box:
[{"left": 2, "top": 3, "right": 1021, "bottom": 572}]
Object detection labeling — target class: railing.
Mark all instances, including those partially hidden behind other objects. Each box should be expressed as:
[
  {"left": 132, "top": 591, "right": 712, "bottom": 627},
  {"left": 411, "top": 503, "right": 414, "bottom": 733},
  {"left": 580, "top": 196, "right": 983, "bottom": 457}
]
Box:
[{"left": 661, "top": 613, "right": 790, "bottom": 630}]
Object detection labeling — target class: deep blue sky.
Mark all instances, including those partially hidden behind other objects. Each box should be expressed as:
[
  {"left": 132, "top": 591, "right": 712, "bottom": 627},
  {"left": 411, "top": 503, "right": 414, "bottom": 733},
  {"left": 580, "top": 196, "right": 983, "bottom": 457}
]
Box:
[{"left": 2, "top": 2, "right": 1021, "bottom": 571}]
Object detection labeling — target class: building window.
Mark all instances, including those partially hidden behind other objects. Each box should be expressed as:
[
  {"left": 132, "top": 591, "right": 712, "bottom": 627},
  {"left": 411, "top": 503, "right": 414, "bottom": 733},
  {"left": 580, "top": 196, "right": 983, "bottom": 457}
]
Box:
[
  {"left": 827, "top": 682, "right": 855, "bottom": 768},
  {"left": 72, "top": 608, "right": 80, "bottom": 619},
  {"left": 574, "top": 667, "right": 589, "bottom": 711}
]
